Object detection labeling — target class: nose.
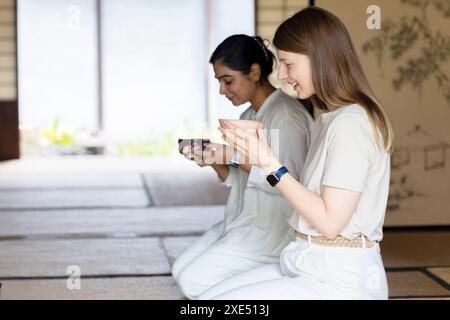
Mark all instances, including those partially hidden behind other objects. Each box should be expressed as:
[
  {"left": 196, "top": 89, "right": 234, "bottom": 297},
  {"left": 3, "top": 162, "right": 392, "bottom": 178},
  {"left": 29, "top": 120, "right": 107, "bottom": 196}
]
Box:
[
  {"left": 219, "top": 83, "right": 227, "bottom": 95},
  {"left": 277, "top": 65, "right": 288, "bottom": 81}
]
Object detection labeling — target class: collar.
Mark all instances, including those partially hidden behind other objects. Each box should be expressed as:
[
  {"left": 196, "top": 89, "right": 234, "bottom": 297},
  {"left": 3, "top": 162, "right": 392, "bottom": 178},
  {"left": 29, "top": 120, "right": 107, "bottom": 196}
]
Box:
[{"left": 249, "top": 89, "right": 281, "bottom": 121}]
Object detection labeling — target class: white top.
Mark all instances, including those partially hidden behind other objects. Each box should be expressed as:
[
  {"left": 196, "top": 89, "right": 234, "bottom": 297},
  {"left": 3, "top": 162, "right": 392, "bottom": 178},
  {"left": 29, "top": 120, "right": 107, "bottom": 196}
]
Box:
[
  {"left": 288, "top": 104, "right": 390, "bottom": 242},
  {"left": 220, "top": 89, "right": 314, "bottom": 259}
]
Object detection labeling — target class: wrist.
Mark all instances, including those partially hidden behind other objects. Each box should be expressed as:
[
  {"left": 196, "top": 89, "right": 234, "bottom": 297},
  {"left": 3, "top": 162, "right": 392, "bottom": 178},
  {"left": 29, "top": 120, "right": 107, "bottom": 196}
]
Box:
[
  {"left": 261, "top": 158, "right": 282, "bottom": 176},
  {"left": 228, "top": 149, "right": 240, "bottom": 168},
  {"left": 265, "top": 165, "right": 289, "bottom": 187}
]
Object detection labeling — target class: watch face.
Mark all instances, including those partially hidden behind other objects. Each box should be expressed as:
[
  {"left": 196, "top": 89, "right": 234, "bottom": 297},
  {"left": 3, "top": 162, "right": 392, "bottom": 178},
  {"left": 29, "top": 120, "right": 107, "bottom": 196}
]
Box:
[{"left": 266, "top": 174, "right": 279, "bottom": 187}]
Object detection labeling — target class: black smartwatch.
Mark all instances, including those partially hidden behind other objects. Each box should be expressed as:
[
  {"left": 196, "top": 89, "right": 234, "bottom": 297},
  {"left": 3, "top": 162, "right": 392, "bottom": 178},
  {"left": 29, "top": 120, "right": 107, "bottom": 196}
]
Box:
[{"left": 266, "top": 166, "right": 289, "bottom": 187}]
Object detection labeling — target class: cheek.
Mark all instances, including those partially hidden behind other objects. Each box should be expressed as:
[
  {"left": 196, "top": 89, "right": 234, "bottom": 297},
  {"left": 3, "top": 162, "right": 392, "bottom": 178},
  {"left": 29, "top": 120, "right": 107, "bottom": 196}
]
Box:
[
  {"left": 294, "top": 66, "right": 313, "bottom": 87},
  {"left": 289, "top": 68, "right": 304, "bottom": 84},
  {"left": 227, "top": 84, "right": 240, "bottom": 98},
  {"left": 233, "top": 81, "right": 250, "bottom": 97}
]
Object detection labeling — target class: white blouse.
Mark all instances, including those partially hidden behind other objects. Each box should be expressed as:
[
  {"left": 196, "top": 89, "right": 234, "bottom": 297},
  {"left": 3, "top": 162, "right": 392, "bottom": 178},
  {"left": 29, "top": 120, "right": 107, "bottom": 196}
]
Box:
[
  {"left": 288, "top": 104, "right": 391, "bottom": 242},
  {"left": 220, "top": 89, "right": 314, "bottom": 259}
]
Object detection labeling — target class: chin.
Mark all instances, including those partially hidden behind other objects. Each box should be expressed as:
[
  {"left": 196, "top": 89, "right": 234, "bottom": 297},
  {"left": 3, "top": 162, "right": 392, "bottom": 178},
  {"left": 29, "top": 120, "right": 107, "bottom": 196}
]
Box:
[{"left": 297, "top": 91, "right": 312, "bottom": 100}]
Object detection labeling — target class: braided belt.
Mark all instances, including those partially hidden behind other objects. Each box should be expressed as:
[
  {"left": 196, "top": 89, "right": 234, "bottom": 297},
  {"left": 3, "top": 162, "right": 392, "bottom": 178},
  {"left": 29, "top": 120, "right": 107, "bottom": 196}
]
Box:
[{"left": 296, "top": 231, "right": 378, "bottom": 248}]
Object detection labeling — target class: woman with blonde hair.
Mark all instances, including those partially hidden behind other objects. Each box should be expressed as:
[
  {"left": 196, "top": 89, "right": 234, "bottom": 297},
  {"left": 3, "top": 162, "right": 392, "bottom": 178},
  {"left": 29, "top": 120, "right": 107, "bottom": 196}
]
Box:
[{"left": 200, "top": 7, "right": 394, "bottom": 300}]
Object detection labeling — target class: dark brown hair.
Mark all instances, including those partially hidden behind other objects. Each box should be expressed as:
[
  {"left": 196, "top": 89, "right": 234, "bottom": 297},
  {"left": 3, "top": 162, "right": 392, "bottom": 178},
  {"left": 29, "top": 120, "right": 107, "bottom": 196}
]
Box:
[{"left": 209, "top": 34, "right": 275, "bottom": 83}]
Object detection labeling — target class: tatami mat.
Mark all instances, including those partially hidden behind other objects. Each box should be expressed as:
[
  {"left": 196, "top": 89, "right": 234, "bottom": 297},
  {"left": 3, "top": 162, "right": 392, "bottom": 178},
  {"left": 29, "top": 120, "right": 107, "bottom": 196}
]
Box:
[
  {"left": 0, "top": 206, "right": 224, "bottom": 239},
  {"left": 381, "top": 231, "right": 450, "bottom": 268},
  {"left": 0, "top": 157, "right": 448, "bottom": 300},
  {"left": 0, "top": 238, "right": 171, "bottom": 278},
  {"left": 387, "top": 271, "right": 450, "bottom": 298},
  {"left": 427, "top": 268, "right": 450, "bottom": 285},
  {"left": 0, "top": 276, "right": 184, "bottom": 300},
  {"left": 144, "top": 171, "right": 229, "bottom": 207}
]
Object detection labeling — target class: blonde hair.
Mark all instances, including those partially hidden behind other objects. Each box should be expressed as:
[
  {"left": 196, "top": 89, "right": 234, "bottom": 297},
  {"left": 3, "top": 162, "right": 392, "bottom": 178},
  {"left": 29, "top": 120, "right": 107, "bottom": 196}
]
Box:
[{"left": 274, "top": 7, "right": 393, "bottom": 152}]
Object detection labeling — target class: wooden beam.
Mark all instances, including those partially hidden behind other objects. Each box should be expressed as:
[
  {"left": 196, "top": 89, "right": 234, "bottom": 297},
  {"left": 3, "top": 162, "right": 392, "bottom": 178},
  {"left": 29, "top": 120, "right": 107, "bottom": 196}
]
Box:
[{"left": 0, "top": 101, "right": 19, "bottom": 160}]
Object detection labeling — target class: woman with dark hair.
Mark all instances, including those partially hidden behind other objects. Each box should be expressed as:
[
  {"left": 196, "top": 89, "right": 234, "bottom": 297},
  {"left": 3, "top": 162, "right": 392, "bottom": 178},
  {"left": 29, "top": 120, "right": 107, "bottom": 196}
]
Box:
[
  {"left": 172, "top": 34, "right": 314, "bottom": 299},
  {"left": 202, "top": 7, "right": 393, "bottom": 300}
]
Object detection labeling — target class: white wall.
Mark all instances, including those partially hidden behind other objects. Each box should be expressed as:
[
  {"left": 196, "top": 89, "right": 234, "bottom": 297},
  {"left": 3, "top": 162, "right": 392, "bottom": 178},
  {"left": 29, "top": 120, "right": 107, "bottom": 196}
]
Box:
[{"left": 207, "top": 0, "right": 255, "bottom": 135}]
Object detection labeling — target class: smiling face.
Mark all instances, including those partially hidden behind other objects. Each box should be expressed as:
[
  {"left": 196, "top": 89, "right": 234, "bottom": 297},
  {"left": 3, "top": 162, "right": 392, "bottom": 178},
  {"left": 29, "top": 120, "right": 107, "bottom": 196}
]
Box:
[
  {"left": 276, "top": 49, "right": 315, "bottom": 99},
  {"left": 213, "top": 62, "right": 258, "bottom": 106}
]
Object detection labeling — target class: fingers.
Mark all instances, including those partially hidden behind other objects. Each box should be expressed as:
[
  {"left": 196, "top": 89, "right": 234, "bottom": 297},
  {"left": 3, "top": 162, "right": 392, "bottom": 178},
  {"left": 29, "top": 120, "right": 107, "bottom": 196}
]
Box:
[
  {"left": 192, "top": 146, "right": 204, "bottom": 160},
  {"left": 218, "top": 121, "right": 255, "bottom": 140},
  {"left": 181, "top": 145, "right": 202, "bottom": 161},
  {"left": 181, "top": 145, "right": 191, "bottom": 157},
  {"left": 218, "top": 126, "right": 262, "bottom": 165},
  {"left": 219, "top": 127, "right": 242, "bottom": 150},
  {"left": 218, "top": 119, "right": 238, "bottom": 130},
  {"left": 228, "top": 127, "right": 249, "bottom": 140},
  {"left": 257, "top": 128, "right": 266, "bottom": 140},
  {"left": 217, "top": 124, "right": 277, "bottom": 169},
  {"left": 256, "top": 128, "right": 270, "bottom": 148},
  {"left": 219, "top": 127, "right": 252, "bottom": 145},
  {"left": 193, "top": 145, "right": 217, "bottom": 166}
]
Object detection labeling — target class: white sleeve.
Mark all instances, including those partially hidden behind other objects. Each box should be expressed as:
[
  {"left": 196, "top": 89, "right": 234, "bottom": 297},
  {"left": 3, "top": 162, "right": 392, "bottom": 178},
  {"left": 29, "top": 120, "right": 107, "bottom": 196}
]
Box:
[
  {"left": 322, "top": 114, "right": 374, "bottom": 192},
  {"left": 222, "top": 166, "right": 237, "bottom": 188},
  {"left": 247, "top": 118, "right": 310, "bottom": 195}
]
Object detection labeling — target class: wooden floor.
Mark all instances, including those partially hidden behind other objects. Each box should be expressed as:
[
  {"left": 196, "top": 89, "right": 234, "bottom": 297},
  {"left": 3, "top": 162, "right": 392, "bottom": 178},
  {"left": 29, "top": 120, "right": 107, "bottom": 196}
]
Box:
[{"left": 0, "top": 156, "right": 449, "bottom": 300}]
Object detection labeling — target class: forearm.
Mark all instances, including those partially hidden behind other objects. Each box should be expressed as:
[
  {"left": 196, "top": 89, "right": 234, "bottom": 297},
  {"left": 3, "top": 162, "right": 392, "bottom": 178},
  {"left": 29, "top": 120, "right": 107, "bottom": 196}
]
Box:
[
  {"left": 238, "top": 163, "right": 251, "bottom": 174},
  {"left": 211, "top": 163, "right": 230, "bottom": 181},
  {"left": 275, "top": 173, "right": 337, "bottom": 238},
  {"left": 219, "top": 122, "right": 356, "bottom": 239}
]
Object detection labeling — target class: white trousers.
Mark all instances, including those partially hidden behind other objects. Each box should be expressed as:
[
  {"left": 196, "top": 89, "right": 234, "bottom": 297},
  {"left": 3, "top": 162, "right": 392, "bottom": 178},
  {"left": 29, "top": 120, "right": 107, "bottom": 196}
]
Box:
[
  {"left": 172, "top": 222, "right": 274, "bottom": 300},
  {"left": 199, "top": 237, "right": 389, "bottom": 300}
]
